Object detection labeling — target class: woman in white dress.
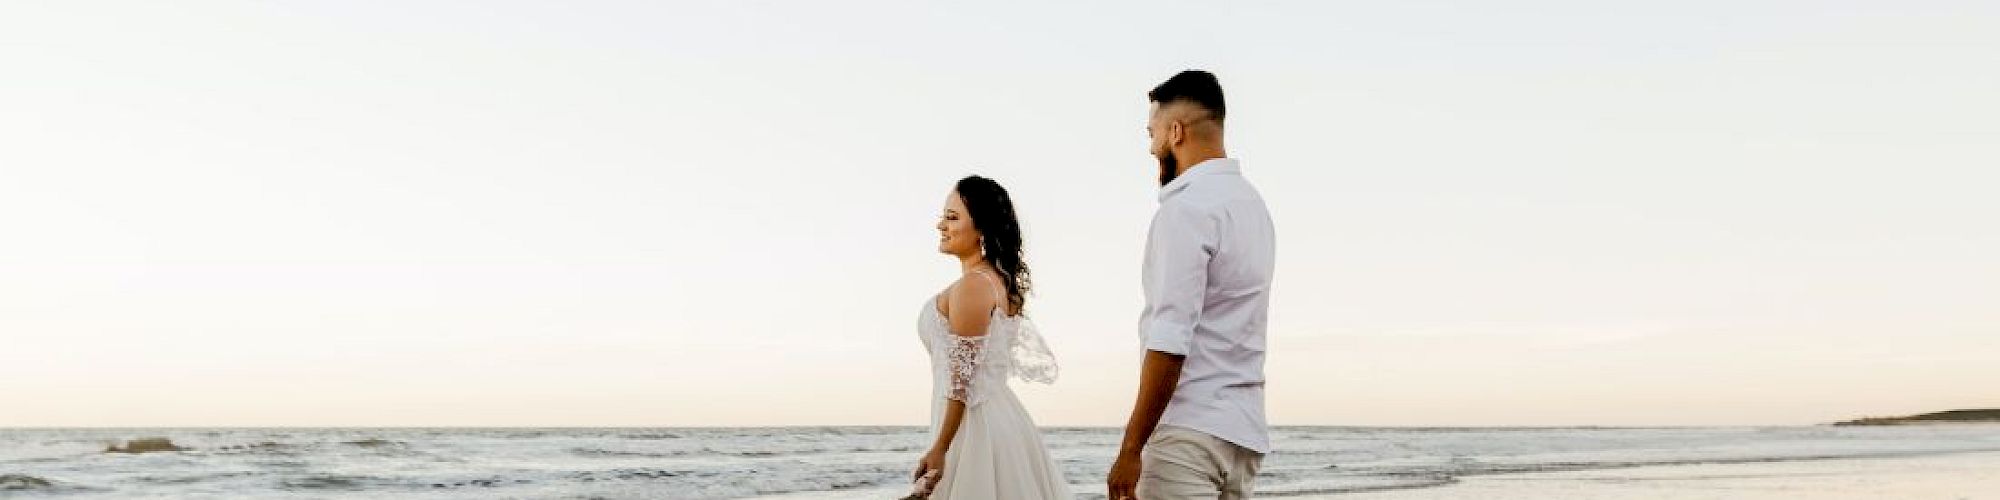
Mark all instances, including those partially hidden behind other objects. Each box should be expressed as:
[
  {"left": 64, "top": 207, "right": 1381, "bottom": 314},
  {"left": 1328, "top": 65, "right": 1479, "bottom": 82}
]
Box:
[{"left": 910, "top": 175, "right": 1073, "bottom": 499}]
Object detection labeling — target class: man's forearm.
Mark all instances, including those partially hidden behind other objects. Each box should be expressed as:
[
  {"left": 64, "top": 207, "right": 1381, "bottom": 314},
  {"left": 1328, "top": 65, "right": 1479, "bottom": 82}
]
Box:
[{"left": 1117, "top": 349, "right": 1186, "bottom": 458}]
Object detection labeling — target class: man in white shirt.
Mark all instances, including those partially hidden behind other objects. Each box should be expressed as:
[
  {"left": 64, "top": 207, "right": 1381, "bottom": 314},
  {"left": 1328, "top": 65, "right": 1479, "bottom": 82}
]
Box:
[{"left": 1108, "top": 70, "right": 1277, "bottom": 500}]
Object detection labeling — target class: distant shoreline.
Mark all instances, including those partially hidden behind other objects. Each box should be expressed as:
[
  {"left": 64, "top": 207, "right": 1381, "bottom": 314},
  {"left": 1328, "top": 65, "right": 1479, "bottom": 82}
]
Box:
[{"left": 1834, "top": 409, "right": 2000, "bottom": 426}]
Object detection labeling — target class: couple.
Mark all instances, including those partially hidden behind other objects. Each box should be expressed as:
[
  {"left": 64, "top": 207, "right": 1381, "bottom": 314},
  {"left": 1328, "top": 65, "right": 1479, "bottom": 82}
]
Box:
[{"left": 910, "top": 70, "right": 1276, "bottom": 500}]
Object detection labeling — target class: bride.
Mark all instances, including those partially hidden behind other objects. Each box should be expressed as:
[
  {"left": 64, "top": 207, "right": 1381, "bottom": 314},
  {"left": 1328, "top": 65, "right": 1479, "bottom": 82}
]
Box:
[{"left": 910, "top": 175, "right": 1073, "bottom": 499}]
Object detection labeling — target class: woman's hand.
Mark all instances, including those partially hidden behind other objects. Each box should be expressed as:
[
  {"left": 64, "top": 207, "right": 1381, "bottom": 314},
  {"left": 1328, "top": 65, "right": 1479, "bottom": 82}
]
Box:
[
  {"left": 904, "top": 449, "right": 945, "bottom": 499},
  {"left": 916, "top": 448, "right": 946, "bottom": 478}
]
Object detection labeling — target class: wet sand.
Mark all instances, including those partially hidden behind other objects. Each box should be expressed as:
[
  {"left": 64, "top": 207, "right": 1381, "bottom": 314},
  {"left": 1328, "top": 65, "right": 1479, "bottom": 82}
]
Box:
[{"left": 1330, "top": 450, "right": 2000, "bottom": 499}]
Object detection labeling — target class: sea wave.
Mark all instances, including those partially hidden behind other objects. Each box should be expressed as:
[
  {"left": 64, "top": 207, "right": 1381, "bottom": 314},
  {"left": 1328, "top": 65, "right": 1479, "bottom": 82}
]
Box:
[
  {"left": 0, "top": 473, "right": 99, "bottom": 493},
  {"left": 0, "top": 474, "right": 58, "bottom": 490},
  {"left": 279, "top": 474, "right": 393, "bottom": 491}
]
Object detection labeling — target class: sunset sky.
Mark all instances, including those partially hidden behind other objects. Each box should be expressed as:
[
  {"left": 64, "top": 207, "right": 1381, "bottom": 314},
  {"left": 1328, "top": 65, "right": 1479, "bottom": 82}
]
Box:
[{"left": 3, "top": 1, "right": 1995, "bottom": 427}]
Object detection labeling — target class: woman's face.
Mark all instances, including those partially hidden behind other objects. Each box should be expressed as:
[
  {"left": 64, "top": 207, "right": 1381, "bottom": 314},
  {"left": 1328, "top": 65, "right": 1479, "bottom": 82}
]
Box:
[{"left": 937, "top": 191, "right": 981, "bottom": 257}]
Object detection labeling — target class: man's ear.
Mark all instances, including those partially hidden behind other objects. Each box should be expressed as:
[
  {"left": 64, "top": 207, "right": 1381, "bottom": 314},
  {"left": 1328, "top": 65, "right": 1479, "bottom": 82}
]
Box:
[{"left": 1169, "top": 120, "right": 1185, "bottom": 147}]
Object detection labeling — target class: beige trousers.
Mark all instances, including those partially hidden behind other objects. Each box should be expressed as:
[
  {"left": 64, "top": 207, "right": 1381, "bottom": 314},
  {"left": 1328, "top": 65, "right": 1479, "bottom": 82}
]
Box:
[{"left": 1138, "top": 425, "right": 1263, "bottom": 500}]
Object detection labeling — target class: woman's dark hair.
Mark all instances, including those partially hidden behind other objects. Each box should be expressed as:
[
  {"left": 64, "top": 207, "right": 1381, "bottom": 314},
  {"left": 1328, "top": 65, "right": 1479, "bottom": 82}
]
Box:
[{"left": 955, "top": 175, "right": 1031, "bottom": 315}]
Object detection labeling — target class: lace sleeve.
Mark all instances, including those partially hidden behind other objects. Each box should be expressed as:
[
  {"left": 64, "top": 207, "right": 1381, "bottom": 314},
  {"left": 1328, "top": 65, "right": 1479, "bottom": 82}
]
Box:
[
  {"left": 1009, "top": 318, "right": 1059, "bottom": 384},
  {"left": 946, "top": 335, "right": 988, "bottom": 406}
]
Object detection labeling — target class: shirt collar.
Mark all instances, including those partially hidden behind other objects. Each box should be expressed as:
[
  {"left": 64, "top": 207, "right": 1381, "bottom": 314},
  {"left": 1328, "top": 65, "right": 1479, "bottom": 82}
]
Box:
[{"left": 1158, "top": 157, "right": 1239, "bottom": 202}]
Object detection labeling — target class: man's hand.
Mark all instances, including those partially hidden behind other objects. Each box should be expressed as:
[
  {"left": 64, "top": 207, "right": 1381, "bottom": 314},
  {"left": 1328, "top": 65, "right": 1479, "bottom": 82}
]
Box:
[{"left": 1106, "top": 449, "right": 1142, "bottom": 500}]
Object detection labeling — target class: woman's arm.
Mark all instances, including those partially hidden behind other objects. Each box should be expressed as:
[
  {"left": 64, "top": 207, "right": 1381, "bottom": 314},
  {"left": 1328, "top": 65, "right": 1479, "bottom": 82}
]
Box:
[
  {"left": 921, "top": 276, "right": 1000, "bottom": 471},
  {"left": 926, "top": 399, "right": 967, "bottom": 462}
]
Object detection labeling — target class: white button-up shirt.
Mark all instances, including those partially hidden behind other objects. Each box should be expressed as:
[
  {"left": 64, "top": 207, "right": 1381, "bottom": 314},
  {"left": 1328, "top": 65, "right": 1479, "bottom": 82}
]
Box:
[{"left": 1139, "top": 157, "right": 1276, "bottom": 454}]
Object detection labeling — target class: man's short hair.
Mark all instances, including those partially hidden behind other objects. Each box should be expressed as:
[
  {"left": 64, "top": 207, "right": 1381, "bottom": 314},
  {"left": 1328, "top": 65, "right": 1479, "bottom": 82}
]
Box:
[{"left": 1148, "top": 70, "right": 1226, "bottom": 123}]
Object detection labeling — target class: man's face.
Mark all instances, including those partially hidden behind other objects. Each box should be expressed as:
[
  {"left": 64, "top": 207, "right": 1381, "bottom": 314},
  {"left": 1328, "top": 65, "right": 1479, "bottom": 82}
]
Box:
[
  {"left": 1147, "top": 102, "right": 1170, "bottom": 158},
  {"left": 1148, "top": 102, "right": 1178, "bottom": 186}
]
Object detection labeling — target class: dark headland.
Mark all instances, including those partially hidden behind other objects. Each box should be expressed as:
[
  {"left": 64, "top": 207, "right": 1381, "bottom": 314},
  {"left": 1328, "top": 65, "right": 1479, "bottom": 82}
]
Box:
[{"left": 1834, "top": 409, "right": 2000, "bottom": 426}]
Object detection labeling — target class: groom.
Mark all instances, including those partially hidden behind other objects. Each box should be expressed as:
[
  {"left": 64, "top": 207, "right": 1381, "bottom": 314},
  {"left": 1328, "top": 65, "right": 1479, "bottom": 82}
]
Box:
[{"left": 1108, "top": 70, "right": 1275, "bottom": 500}]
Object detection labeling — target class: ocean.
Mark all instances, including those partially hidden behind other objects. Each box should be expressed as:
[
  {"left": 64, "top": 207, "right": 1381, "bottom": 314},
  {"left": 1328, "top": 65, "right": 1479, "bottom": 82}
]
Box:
[{"left": 4, "top": 425, "right": 1998, "bottom": 498}]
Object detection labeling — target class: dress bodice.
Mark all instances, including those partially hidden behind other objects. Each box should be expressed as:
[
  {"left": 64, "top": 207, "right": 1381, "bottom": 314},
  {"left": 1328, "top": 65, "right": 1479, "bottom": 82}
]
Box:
[{"left": 918, "top": 292, "right": 1020, "bottom": 409}]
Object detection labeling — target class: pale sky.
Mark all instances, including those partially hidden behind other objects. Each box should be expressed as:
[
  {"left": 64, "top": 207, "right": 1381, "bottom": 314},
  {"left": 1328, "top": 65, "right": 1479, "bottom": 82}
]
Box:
[{"left": 3, "top": 1, "right": 1995, "bottom": 428}]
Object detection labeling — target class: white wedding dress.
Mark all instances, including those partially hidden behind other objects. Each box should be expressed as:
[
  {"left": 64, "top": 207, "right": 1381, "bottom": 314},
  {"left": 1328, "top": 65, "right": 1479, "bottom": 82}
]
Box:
[{"left": 918, "top": 273, "right": 1073, "bottom": 499}]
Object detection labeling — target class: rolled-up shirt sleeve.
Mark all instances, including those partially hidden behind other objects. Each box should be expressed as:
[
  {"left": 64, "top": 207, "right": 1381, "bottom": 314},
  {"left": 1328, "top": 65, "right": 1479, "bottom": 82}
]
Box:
[{"left": 1140, "top": 201, "right": 1216, "bottom": 356}]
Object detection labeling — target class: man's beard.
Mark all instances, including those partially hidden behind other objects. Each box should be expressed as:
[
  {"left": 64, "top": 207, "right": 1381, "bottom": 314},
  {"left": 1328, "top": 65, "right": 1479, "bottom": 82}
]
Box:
[{"left": 1157, "top": 150, "right": 1178, "bottom": 186}]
